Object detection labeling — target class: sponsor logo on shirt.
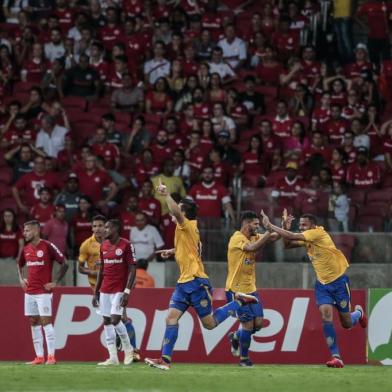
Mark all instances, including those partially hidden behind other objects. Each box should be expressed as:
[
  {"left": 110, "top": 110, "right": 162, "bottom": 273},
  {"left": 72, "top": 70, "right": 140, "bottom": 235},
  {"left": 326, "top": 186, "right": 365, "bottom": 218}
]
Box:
[
  {"left": 27, "top": 261, "right": 45, "bottom": 266},
  {"left": 103, "top": 258, "right": 123, "bottom": 264}
]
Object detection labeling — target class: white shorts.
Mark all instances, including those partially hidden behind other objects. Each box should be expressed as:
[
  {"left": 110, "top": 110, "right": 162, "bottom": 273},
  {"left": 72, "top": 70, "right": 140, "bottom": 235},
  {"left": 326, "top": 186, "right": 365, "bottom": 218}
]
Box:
[
  {"left": 99, "top": 292, "right": 124, "bottom": 317},
  {"left": 24, "top": 293, "right": 53, "bottom": 316}
]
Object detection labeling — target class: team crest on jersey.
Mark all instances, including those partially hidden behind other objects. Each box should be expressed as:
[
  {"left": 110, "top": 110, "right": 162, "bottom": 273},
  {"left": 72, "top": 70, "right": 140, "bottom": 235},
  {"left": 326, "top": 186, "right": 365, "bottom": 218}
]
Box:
[
  {"left": 340, "top": 300, "right": 347, "bottom": 309},
  {"left": 367, "top": 171, "right": 373, "bottom": 177},
  {"left": 115, "top": 248, "right": 123, "bottom": 256},
  {"left": 200, "top": 299, "right": 208, "bottom": 308},
  {"left": 37, "top": 250, "right": 44, "bottom": 258}
]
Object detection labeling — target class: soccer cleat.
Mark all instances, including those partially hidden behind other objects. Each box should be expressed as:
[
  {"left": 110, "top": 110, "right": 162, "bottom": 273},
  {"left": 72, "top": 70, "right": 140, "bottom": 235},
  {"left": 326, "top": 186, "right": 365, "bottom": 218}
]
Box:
[
  {"left": 235, "top": 292, "right": 258, "bottom": 305},
  {"left": 116, "top": 334, "right": 122, "bottom": 351},
  {"left": 355, "top": 305, "right": 368, "bottom": 328},
  {"left": 123, "top": 351, "right": 134, "bottom": 365},
  {"left": 45, "top": 355, "right": 56, "bottom": 365},
  {"left": 132, "top": 349, "right": 141, "bottom": 362},
  {"left": 97, "top": 358, "right": 120, "bottom": 366},
  {"left": 26, "top": 356, "right": 45, "bottom": 365},
  {"left": 326, "top": 357, "right": 344, "bottom": 368},
  {"left": 228, "top": 332, "right": 240, "bottom": 357},
  {"left": 145, "top": 357, "right": 171, "bottom": 371},
  {"left": 239, "top": 359, "right": 254, "bottom": 368}
]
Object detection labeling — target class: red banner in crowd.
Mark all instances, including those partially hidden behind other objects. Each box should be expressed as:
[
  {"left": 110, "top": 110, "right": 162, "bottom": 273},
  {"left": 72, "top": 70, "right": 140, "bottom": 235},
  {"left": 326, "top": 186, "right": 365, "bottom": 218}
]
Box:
[{"left": 1, "top": 287, "right": 366, "bottom": 364}]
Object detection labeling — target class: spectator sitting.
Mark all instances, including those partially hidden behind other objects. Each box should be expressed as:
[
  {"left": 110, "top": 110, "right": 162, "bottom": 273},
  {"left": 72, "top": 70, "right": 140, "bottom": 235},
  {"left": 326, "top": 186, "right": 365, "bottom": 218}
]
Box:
[
  {"left": 101, "top": 112, "right": 124, "bottom": 148},
  {"left": 54, "top": 173, "right": 82, "bottom": 222},
  {"left": 0, "top": 208, "right": 23, "bottom": 259},
  {"left": 208, "top": 46, "right": 236, "bottom": 83},
  {"left": 30, "top": 186, "right": 56, "bottom": 228},
  {"left": 124, "top": 116, "right": 150, "bottom": 155},
  {"left": 111, "top": 73, "right": 144, "bottom": 113},
  {"left": 120, "top": 195, "right": 139, "bottom": 239},
  {"left": 328, "top": 182, "right": 350, "bottom": 232},
  {"left": 138, "top": 180, "right": 162, "bottom": 226},
  {"left": 44, "top": 27, "right": 65, "bottom": 63},
  {"left": 135, "top": 258, "right": 155, "bottom": 288},
  {"left": 42, "top": 204, "right": 69, "bottom": 255},
  {"left": 143, "top": 40, "right": 171, "bottom": 85}
]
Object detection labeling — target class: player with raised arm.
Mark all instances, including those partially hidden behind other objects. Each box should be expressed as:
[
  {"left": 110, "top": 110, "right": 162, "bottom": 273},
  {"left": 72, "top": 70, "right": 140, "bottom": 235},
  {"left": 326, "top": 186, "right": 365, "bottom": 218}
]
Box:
[
  {"left": 260, "top": 211, "right": 367, "bottom": 368},
  {"left": 226, "top": 210, "right": 280, "bottom": 367},
  {"left": 78, "top": 215, "right": 141, "bottom": 362},
  {"left": 145, "top": 179, "right": 259, "bottom": 371},
  {"left": 92, "top": 219, "right": 137, "bottom": 366},
  {"left": 17, "top": 220, "right": 68, "bottom": 365}
]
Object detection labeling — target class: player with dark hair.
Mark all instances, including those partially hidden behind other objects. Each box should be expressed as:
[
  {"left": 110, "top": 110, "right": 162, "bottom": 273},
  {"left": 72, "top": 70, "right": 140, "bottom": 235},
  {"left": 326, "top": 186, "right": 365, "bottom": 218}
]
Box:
[
  {"left": 145, "top": 179, "right": 258, "bottom": 370},
  {"left": 17, "top": 220, "right": 68, "bottom": 365},
  {"left": 260, "top": 211, "right": 367, "bottom": 368},
  {"left": 226, "top": 210, "right": 280, "bottom": 367},
  {"left": 92, "top": 219, "right": 137, "bottom": 366}
]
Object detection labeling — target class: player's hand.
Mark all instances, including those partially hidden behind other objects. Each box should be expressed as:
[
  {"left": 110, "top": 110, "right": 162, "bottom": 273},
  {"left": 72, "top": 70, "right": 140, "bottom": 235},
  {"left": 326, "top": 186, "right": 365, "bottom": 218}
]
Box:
[
  {"left": 44, "top": 282, "right": 57, "bottom": 290},
  {"left": 155, "top": 177, "right": 168, "bottom": 196},
  {"left": 92, "top": 293, "right": 99, "bottom": 308},
  {"left": 20, "top": 278, "right": 28, "bottom": 291},
  {"left": 282, "top": 209, "right": 294, "bottom": 229},
  {"left": 260, "top": 210, "right": 271, "bottom": 230},
  {"left": 156, "top": 249, "right": 175, "bottom": 259},
  {"left": 120, "top": 293, "right": 129, "bottom": 307}
]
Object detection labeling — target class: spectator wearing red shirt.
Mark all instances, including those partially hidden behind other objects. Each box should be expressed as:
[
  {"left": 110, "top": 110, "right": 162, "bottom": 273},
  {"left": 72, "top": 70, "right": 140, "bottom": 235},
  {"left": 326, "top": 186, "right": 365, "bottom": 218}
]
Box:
[
  {"left": 189, "top": 166, "right": 235, "bottom": 222},
  {"left": 330, "top": 148, "right": 347, "bottom": 183},
  {"left": 71, "top": 195, "right": 94, "bottom": 249},
  {"left": 150, "top": 130, "right": 173, "bottom": 168},
  {"left": 1, "top": 114, "right": 37, "bottom": 150},
  {"left": 185, "top": 131, "right": 209, "bottom": 174},
  {"left": 89, "top": 42, "right": 109, "bottom": 82},
  {"left": 99, "top": 7, "right": 124, "bottom": 51},
  {"left": 30, "top": 187, "right": 56, "bottom": 228},
  {"left": 346, "top": 147, "right": 381, "bottom": 189},
  {"left": 323, "top": 104, "right": 350, "bottom": 146},
  {"left": 259, "top": 119, "right": 281, "bottom": 163},
  {"left": 145, "top": 77, "right": 173, "bottom": 115},
  {"left": 357, "top": 0, "right": 392, "bottom": 68},
  {"left": 138, "top": 181, "right": 162, "bottom": 226},
  {"left": 255, "top": 46, "right": 284, "bottom": 86},
  {"left": 132, "top": 149, "right": 160, "bottom": 188},
  {"left": 120, "top": 195, "right": 139, "bottom": 239},
  {"left": 240, "top": 135, "right": 266, "bottom": 187},
  {"left": 302, "top": 131, "right": 331, "bottom": 168},
  {"left": 300, "top": 46, "right": 321, "bottom": 86},
  {"left": 91, "top": 127, "right": 120, "bottom": 172},
  {"left": 0, "top": 208, "right": 23, "bottom": 259},
  {"left": 342, "top": 131, "right": 358, "bottom": 164},
  {"left": 272, "top": 16, "right": 300, "bottom": 60},
  {"left": 54, "top": 0, "right": 74, "bottom": 31},
  {"left": 43, "top": 204, "right": 69, "bottom": 256},
  {"left": 208, "top": 147, "right": 232, "bottom": 187},
  {"left": 12, "top": 155, "right": 62, "bottom": 214},
  {"left": 271, "top": 100, "right": 294, "bottom": 139},
  {"left": 21, "top": 43, "right": 49, "bottom": 83},
  {"left": 76, "top": 155, "right": 117, "bottom": 208},
  {"left": 345, "top": 43, "right": 374, "bottom": 81},
  {"left": 164, "top": 116, "right": 186, "bottom": 150},
  {"left": 106, "top": 55, "right": 129, "bottom": 90},
  {"left": 312, "top": 92, "right": 331, "bottom": 131}
]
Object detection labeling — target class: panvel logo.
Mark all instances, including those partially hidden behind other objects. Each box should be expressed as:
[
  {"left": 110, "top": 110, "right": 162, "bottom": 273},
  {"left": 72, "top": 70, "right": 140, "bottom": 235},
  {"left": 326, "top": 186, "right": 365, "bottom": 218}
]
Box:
[
  {"left": 368, "top": 289, "right": 392, "bottom": 365},
  {"left": 54, "top": 295, "right": 309, "bottom": 356}
]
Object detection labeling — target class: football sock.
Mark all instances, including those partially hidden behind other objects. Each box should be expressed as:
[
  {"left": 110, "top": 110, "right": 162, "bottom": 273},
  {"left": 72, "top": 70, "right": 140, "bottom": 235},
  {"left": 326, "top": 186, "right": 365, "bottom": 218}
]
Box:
[
  {"left": 43, "top": 324, "right": 55, "bottom": 356},
  {"left": 113, "top": 321, "right": 132, "bottom": 354},
  {"left": 104, "top": 324, "right": 117, "bottom": 359},
  {"left": 350, "top": 310, "right": 361, "bottom": 326},
  {"left": 239, "top": 329, "right": 252, "bottom": 359},
  {"left": 124, "top": 319, "right": 137, "bottom": 349},
  {"left": 31, "top": 325, "right": 44, "bottom": 357},
  {"left": 213, "top": 301, "right": 241, "bottom": 324},
  {"left": 322, "top": 321, "right": 340, "bottom": 357},
  {"left": 162, "top": 325, "right": 179, "bottom": 363}
]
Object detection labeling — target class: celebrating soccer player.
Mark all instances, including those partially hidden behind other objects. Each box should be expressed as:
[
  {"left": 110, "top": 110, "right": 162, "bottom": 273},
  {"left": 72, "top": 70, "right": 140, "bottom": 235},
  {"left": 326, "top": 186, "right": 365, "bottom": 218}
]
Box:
[
  {"left": 226, "top": 210, "right": 280, "bottom": 367},
  {"left": 145, "top": 179, "right": 259, "bottom": 371},
  {"left": 92, "top": 219, "right": 137, "bottom": 366},
  {"left": 79, "top": 215, "right": 141, "bottom": 362},
  {"left": 17, "top": 220, "right": 69, "bottom": 365},
  {"left": 260, "top": 211, "right": 367, "bottom": 368}
]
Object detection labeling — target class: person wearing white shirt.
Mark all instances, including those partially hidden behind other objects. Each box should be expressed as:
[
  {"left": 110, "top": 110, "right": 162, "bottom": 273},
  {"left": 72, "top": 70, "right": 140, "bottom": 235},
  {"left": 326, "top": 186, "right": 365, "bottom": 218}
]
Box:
[
  {"left": 35, "top": 115, "right": 68, "bottom": 158},
  {"left": 143, "top": 41, "right": 171, "bottom": 85},
  {"left": 44, "top": 28, "right": 66, "bottom": 63},
  {"left": 130, "top": 212, "right": 165, "bottom": 261},
  {"left": 208, "top": 47, "right": 236, "bottom": 83},
  {"left": 218, "top": 24, "right": 247, "bottom": 70}
]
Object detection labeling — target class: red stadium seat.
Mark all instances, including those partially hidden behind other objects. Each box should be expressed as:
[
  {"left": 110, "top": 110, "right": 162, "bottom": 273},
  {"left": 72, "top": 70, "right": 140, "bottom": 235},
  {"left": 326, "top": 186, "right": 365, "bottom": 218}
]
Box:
[
  {"left": 144, "top": 113, "right": 162, "bottom": 126},
  {"left": 62, "top": 96, "right": 88, "bottom": 111},
  {"left": 0, "top": 197, "right": 18, "bottom": 212},
  {"left": 382, "top": 174, "right": 392, "bottom": 188},
  {"left": 0, "top": 167, "right": 12, "bottom": 184},
  {"left": 255, "top": 86, "right": 278, "bottom": 98},
  {"left": 331, "top": 234, "right": 356, "bottom": 260},
  {"left": 366, "top": 189, "right": 392, "bottom": 204},
  {"left": 355, "top": 215, "right": 384, "bottom": 232},
  {"left": 13, "top": 81, "right": 38, "bottom": 93},
  {"left": 347, "top": 190, "right": 366, "bottom": 206}
]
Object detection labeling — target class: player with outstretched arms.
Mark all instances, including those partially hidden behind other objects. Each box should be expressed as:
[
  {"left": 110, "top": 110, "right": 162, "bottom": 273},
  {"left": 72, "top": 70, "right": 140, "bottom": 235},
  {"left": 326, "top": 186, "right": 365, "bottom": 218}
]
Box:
[
  {"left": 145, "top": 179, "right": 259, "bottom": 371},
  {"left": 92, "top": 219, "right": 137, "bottom": 366},
  {"left": 79, "top": 215, "right": 140, "bottom": 362},
  {"left": 260, "top": 211, "right": 367, "bottom": 368},
  {"left": 17, "top": 220, "right": 68, "bottom": 365},
  {"left": 226, "top": 210, "right": 280, "bottom": 367}
]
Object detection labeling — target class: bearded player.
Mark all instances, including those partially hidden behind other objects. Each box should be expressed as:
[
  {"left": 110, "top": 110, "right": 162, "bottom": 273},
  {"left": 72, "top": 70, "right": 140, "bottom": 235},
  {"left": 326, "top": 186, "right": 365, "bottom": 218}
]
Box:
[
  {"left": 260, "top": 211, "right": 367, "bottom": 368},
  {"left": 145, "top": 179, "right": 258, "bottom": 370},
  {"left": 17, "top": 220, "right": 68, "bottom": 365},
  {"left": 79, "top": 215, "right": 140, "bottom": 362},
  {"left": 92, "top": 219, "right": 137, "bottom": 366}
]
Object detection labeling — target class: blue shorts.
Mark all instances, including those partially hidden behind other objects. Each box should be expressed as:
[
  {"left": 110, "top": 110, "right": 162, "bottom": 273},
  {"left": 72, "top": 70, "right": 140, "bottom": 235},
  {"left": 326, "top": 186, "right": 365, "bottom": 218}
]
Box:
[
  {"left": 226, "top": 290, "right": 264, "bottom": 323},
  {"left": 315, "top": 274, "right": 351, "bottom": 313},
  {"left": 169, "top": 278, "right": 213, "bottom": 318}
]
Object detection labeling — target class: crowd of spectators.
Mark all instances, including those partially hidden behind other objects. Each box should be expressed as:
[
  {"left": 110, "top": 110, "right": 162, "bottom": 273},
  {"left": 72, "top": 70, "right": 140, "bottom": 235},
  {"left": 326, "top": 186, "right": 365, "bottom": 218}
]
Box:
[{"left": 0, "top": 0, "right": 392, "bottom": 261}]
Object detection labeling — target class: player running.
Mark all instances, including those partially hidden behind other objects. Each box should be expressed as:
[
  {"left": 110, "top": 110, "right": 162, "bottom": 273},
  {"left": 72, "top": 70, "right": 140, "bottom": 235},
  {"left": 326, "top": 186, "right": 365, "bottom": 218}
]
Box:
[
  {"left": 92, "top": 219, "right": 137, "bottom": 366},
  {"left": 260, "top": 211, "right": 367, "bottom": 368},
  {"left": 226, "top": 210, "right": 280, "bottom": 367},
  {"left": 145, "top": 179, "right": 258, "bottom": 371},
  {"left": 79, "top": 215, "right": 140, "bottom": 362},
  {"left": 17, "top": 220, "right": 68, "bottom": 365}
]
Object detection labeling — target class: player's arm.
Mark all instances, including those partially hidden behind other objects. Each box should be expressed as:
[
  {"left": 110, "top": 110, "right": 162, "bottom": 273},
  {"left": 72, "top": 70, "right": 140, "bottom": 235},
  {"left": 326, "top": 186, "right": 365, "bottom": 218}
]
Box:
[
  {"left": 261, "top": 210, "right": 306, "bottom": 241},
  {"left": 93, "top": 253, "right": 104, "bottom": 308},
  {"left": 242, "top": 231, "right": 272, "bottom": 252},
  {"left": 156, "top": 177, "right": 185, "bottom": 224},
  {"left": 16, "top": 253, "right": 28, "bottom": 291},
  {"left": 156, "top": 248, "right": 175, "bottom": 259},
  {"left": 43, "top": 244, "right": 69, "bottom": 290},
  {"left": 120, "top": 244, "right": 137, "bottom": 307},
  {"left": 78, "top": 244, "right": 98, "bottom": 277},
  {"left": 280, "top": 209, "right": 304, "bottom": 249}
]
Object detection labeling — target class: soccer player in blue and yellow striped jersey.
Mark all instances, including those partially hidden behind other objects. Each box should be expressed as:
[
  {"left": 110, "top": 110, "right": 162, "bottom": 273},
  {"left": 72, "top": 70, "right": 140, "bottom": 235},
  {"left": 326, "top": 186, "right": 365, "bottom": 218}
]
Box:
[{"left": 261, "top": 211, "right": 367, "bottom": 368}]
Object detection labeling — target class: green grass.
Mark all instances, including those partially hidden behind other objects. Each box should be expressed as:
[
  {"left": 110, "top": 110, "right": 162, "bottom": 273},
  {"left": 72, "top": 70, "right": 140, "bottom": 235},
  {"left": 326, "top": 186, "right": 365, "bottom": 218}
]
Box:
[{"left": 1, "top": 362, "right": 392, "bottom": 392}]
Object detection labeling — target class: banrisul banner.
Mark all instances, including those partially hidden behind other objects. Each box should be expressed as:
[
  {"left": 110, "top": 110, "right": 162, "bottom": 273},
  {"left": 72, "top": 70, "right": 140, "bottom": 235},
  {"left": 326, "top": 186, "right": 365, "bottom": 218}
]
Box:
[{"left": 368, "top": 289, "right": 392, "bottom": 365}]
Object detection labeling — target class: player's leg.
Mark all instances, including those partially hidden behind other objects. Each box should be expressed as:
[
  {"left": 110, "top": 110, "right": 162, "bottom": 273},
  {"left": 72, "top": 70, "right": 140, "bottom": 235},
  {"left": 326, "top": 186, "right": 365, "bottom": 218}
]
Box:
[
  {"left": 24, "top": 294, "right": 45, "bottom": 365},
  {"left": 98, "top": 293, "right": 119, "bottom": 365},
  {"left": 120, "top": 308, "right": 141, "bottom": 362},
  {"left": 110, "top": 293, "right": 133, "bottom": 365},
  {"left": 37, "top": 294, "right": 56, "bottom": 365},
  {"left": 145, "top": 286, "right": 187, "bottom": 370}
]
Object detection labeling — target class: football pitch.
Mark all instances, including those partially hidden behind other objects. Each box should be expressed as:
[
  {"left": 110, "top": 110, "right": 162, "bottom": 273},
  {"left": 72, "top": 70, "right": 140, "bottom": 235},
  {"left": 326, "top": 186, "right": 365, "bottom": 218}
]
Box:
[{"left": 1, "top": 363, "right": 392, "bottom": 392}]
